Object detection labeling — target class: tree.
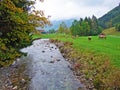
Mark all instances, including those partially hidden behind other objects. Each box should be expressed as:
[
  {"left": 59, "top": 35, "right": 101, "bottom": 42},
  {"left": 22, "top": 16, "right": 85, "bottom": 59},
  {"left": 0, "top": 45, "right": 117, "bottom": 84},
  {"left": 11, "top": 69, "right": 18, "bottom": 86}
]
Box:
[
  {"left": 91, "top": 15, "right": 102, "bottom": 35},
  {"left": 70, "top": 16, "right": 102, "bottom": 36},
  {"left": 48, "top": 29, "right": 56, "bottom": 34},
  {"left": 70, "top": 20, "right": 80, "bottom": 36},
  {"left": 57, "top": 22, "right": 68, "bottom": 34},
  {"left": 0, "top": 0, "right": 49, "bottom": 66}
]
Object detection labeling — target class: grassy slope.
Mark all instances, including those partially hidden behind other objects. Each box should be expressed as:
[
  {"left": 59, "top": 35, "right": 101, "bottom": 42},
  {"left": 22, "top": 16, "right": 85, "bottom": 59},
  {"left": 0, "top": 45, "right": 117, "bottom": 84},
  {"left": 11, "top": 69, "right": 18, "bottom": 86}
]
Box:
[{"left": 102, "top": 27, "right": 120, "bottom": 35}]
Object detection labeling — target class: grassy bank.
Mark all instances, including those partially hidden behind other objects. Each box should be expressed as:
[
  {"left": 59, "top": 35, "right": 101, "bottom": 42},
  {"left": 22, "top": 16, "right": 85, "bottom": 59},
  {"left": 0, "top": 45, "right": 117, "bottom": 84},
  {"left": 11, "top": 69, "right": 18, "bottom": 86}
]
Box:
[
  {"left": 33, "top": 33, "right": 120, "bottom": 89},
  {"left": 34, "top": 34, "right": 120, "bottom": 67},
  {"left": 50, "top": 38, "right": 120, "bottom": 89}
]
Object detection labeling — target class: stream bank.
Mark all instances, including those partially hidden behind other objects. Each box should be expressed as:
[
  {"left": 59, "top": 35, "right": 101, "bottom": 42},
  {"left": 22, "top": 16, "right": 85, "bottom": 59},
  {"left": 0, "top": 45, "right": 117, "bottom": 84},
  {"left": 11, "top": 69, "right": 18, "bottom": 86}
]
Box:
[
  {"left": 49, "top": 39, "right": 95, "bottom": 90},
  {"left": 0, "top": 57, "right": 29, "bottom": 90},
  {"left": 50, "top": 39, "right": 120, "bottom": 90},
  {"left": 21, "top": 39, "right": 86, "bottom": 90}
]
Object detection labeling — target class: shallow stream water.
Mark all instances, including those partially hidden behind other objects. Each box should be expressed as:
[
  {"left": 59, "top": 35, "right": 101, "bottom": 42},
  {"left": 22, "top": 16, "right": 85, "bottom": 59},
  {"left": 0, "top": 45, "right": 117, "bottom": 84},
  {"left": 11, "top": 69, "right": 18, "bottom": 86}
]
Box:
[{"left": 21, "top": 39, "right": 85, "bottom": 90}]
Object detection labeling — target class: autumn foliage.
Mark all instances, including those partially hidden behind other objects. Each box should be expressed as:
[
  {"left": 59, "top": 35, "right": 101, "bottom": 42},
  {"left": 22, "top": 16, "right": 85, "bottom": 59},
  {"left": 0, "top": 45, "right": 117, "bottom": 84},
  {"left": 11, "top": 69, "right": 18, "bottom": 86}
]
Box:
[{"left": 0, "top": 0, "right": 49, "bottom": 66}]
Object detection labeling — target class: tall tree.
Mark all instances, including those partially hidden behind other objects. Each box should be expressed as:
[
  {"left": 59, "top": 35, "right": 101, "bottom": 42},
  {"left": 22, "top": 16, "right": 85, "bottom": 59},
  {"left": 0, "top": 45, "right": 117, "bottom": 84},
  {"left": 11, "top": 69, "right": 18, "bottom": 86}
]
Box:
[
  {"left": 57, "top": 21, "right": 68, "bottom": 34},
  {"left": 70, "top": 20, "right": 80, "bottom": 36},
  {"left": 70, "top": 16, "right": 102, "bottom": 36}
]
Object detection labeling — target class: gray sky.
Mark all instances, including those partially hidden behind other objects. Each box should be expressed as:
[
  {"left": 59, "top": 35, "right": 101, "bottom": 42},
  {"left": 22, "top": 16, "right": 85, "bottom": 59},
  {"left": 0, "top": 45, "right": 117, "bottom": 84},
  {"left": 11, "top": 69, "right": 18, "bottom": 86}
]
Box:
[{"left": 35, "top": 0, "right": 120, "bottom": 21}]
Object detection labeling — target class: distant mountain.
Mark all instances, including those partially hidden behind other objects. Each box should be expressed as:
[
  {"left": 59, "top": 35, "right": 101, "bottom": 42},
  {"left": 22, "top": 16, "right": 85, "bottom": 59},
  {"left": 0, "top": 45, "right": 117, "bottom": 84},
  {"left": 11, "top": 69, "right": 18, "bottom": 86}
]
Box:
[
  {"left": 37, "top": 19, "right": 74, "bottom": 31},
  {"left": 98, "top": 4, "right": 120, "bottom": 28}
]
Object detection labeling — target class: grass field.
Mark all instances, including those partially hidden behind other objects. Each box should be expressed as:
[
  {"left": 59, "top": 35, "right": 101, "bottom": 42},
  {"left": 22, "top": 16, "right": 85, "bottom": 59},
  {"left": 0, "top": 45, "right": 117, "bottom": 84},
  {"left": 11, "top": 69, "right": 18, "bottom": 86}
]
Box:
[{"left": 33, "top": 33, "right": 120, "bottom": 67}]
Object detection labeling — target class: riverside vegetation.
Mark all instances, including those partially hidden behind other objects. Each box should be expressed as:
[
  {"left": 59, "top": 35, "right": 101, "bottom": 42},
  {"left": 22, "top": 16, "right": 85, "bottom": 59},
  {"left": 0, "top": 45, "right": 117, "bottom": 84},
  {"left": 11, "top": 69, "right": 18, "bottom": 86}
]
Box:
[{"left": 34, "top": 33, "right": 120, "bottom": 89}]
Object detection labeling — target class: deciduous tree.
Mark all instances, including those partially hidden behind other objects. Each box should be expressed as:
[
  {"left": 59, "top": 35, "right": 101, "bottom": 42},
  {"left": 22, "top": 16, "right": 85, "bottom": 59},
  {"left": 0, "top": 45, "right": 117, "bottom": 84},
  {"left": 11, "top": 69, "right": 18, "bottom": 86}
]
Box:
[{"left": 0, "top": 0, "right": 49, "bottom": 66}]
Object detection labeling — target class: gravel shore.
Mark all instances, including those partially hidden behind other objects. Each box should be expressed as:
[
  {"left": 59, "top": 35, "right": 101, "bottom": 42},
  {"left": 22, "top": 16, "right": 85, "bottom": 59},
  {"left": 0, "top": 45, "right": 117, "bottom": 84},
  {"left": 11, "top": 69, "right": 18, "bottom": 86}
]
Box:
[{"left": 0, "top": 57, "right": 30, "bottom": 90}]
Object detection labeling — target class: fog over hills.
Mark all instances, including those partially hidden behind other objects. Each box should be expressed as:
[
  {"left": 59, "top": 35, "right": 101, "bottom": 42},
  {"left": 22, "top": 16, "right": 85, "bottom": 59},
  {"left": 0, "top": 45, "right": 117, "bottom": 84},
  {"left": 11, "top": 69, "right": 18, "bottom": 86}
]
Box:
[
  {"left": 37, "top": 3, "right": 120, "bottom": 31},
  {"left": 37, "top": 19, "right": 74, "bottom": 31}
]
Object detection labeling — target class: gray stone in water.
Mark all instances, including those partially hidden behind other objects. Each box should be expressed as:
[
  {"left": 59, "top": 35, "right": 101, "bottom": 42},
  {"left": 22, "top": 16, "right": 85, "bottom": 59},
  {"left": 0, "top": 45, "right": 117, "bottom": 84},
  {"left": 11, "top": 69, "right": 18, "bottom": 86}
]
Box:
[
  {"left": 56, "top": 59, "right": 61, "bottom": 62},
  {"left": 13, "top": 86, "right": 18, "bottom": 90},
  {"left": 42, "top": 50, "right": 45, "bottom": 53},
  {"left": 20, "top": 39, "right": 85, "bottom": 90},
  {"left": 49, "top": 61, "right": 54, "bottom": 63}
]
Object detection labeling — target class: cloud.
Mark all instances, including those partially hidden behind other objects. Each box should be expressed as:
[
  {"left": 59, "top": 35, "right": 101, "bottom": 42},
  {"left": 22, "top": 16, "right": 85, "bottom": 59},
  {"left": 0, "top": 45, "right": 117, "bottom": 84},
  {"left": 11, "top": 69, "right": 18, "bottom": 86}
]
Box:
[{"left": 35, "top": 0, "right": 120, "bottom": 20}]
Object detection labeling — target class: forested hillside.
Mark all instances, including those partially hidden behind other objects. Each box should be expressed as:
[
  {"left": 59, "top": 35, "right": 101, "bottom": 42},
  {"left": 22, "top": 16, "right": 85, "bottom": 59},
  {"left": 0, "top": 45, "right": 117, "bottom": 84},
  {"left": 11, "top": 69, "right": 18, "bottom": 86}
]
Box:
[
  {"left": 99, "top": 4, "right": 120, "bottom": 28},
  {"left": 56, "top": 16, "right": 102, "bottom": 36}
]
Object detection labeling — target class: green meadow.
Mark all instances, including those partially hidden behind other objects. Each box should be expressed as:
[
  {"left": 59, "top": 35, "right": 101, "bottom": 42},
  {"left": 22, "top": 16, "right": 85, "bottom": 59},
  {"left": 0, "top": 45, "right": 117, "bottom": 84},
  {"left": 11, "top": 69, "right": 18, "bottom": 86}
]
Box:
[
  {"left": 33, "top": 34, "right": 120, "bottom": 67},
  {"left": 61, "top": 35, "right": 120, "bottom": 67}
]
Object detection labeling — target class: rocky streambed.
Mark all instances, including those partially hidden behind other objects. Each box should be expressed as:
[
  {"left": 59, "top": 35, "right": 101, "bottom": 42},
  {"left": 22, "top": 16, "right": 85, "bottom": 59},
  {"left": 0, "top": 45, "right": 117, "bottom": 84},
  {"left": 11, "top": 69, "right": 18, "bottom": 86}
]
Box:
[
  {"left": 0, "top": 57, "right": 29, "bottom": 90},
  {"left": 0, "top": 39, "right": 86, "bottom": 90},
  {"left": 21, "top": 39, "right": 86, "bottom": 90}
]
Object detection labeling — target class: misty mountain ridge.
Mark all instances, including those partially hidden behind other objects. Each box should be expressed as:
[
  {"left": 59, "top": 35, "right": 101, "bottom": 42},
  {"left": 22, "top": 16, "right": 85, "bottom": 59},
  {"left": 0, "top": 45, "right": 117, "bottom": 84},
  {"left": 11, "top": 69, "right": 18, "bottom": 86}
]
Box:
[
  {"left": 98, "top": 4, "right": 120, "bottom": 28},
  {"left": 37, "top": 19, "right": 74, "bottom": 31},
  {"left": 37, "top": 4, "right": 120, "bottom": 31}
]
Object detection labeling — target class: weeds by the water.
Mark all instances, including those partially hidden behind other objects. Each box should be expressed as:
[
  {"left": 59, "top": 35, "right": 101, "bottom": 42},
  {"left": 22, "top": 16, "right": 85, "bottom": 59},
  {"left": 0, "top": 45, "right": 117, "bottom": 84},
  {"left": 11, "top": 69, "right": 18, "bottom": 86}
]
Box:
[
  {"left": 51, "top": 39, "right": 120, "bottom": 89},
  {"left": 33, "top": 34, "right": 120, "bottom": 89}
]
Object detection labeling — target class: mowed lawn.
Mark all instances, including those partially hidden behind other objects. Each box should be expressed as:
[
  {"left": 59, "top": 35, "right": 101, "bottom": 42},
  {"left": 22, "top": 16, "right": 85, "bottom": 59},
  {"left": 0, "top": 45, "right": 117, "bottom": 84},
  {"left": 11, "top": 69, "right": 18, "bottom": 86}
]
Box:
[{"left": 33, "top": 34, "right": 120, "bottom": 67}]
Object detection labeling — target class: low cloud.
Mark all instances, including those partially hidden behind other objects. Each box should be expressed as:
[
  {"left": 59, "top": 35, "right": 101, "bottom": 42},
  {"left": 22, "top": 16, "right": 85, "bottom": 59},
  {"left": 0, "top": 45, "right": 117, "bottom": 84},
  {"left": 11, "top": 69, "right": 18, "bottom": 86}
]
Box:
[{"left": 35, "top": 0, "right": 120, "bottom": 20}]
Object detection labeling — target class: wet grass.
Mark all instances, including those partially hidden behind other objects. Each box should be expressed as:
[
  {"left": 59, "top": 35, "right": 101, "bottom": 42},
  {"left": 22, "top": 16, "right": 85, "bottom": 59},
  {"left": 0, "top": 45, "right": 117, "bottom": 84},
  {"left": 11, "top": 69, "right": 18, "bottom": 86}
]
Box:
[{"left": 33, "top": 34, "right": 120, "bottom": 67}]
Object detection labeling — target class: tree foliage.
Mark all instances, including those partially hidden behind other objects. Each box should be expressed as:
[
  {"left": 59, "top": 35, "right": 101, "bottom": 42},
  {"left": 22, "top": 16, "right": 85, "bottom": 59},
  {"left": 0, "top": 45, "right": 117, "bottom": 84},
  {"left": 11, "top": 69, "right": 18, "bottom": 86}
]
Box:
[
  {"left": 57, "top": 21, "right": 69, "bottom": 34},
  {"left": 70, "top": 16, "right": 102, "bottom": 36},
  {"left": 0, "top": 0, "right": 49, "bottom": 66},
  {"left": 48, "top": 29, "right": 56, "bottom": 34}
]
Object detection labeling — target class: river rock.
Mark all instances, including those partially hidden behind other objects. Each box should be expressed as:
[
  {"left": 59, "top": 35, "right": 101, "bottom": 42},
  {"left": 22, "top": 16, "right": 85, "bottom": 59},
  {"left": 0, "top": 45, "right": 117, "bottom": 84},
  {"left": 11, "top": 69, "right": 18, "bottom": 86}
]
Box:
[
  {"left": 13, "top": 86, "right": 18, "bottom": 90},
  {"left": 49, "top": 61, "right": 54, "bottom": 63}
]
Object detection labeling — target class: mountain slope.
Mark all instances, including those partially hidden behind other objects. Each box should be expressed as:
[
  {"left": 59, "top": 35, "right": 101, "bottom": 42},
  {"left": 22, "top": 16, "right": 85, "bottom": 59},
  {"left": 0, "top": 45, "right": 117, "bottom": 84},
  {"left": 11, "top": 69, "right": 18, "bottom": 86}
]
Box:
[
  {"left": 102, "top": 27, "right": 120, "bottom": 35},
  {"left": 37, "top": 19, "right": 74, "bottom": 31},
  {"left": 99, "top": 4, "right": 120, "bottom": 28}
]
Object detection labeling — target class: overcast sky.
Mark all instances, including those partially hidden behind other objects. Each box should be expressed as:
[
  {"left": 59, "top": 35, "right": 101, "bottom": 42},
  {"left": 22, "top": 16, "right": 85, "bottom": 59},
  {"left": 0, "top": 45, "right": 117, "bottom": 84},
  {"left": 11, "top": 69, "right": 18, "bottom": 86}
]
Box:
[{"left": 35, "top": 0, "right": 120, "bottom": 21}]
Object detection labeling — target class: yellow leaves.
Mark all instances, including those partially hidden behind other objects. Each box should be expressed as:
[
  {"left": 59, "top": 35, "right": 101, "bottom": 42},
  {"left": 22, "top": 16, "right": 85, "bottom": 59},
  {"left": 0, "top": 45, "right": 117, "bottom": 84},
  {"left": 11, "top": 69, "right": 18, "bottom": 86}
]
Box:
[
  {"left": 7, "top": 0, "right": 16, "bottom": 11},
  {"left": 4, "top": 0, "right": 23, "bottom": 13},
  {"left": 0, "top": 0, "right": 50, "bottom": 67},
  {"left": 10, "top": 14, "right": 25, "bottom": 24},
  {"left": 28, "top": 10, "right": 50, "bottom": 27},
  {"left": 0, "top": 39, "right": 7, "bottom": 51},
  {"left": 0, "top": 44, "right": 6, "bottom": 51}
]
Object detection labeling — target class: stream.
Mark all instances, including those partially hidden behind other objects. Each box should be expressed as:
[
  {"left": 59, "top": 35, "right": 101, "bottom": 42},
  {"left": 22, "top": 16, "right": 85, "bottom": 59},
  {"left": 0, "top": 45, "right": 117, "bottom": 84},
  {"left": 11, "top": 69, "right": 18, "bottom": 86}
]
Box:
[{"left": 21, "top": 39, "right": 85, "bottom": 90}]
